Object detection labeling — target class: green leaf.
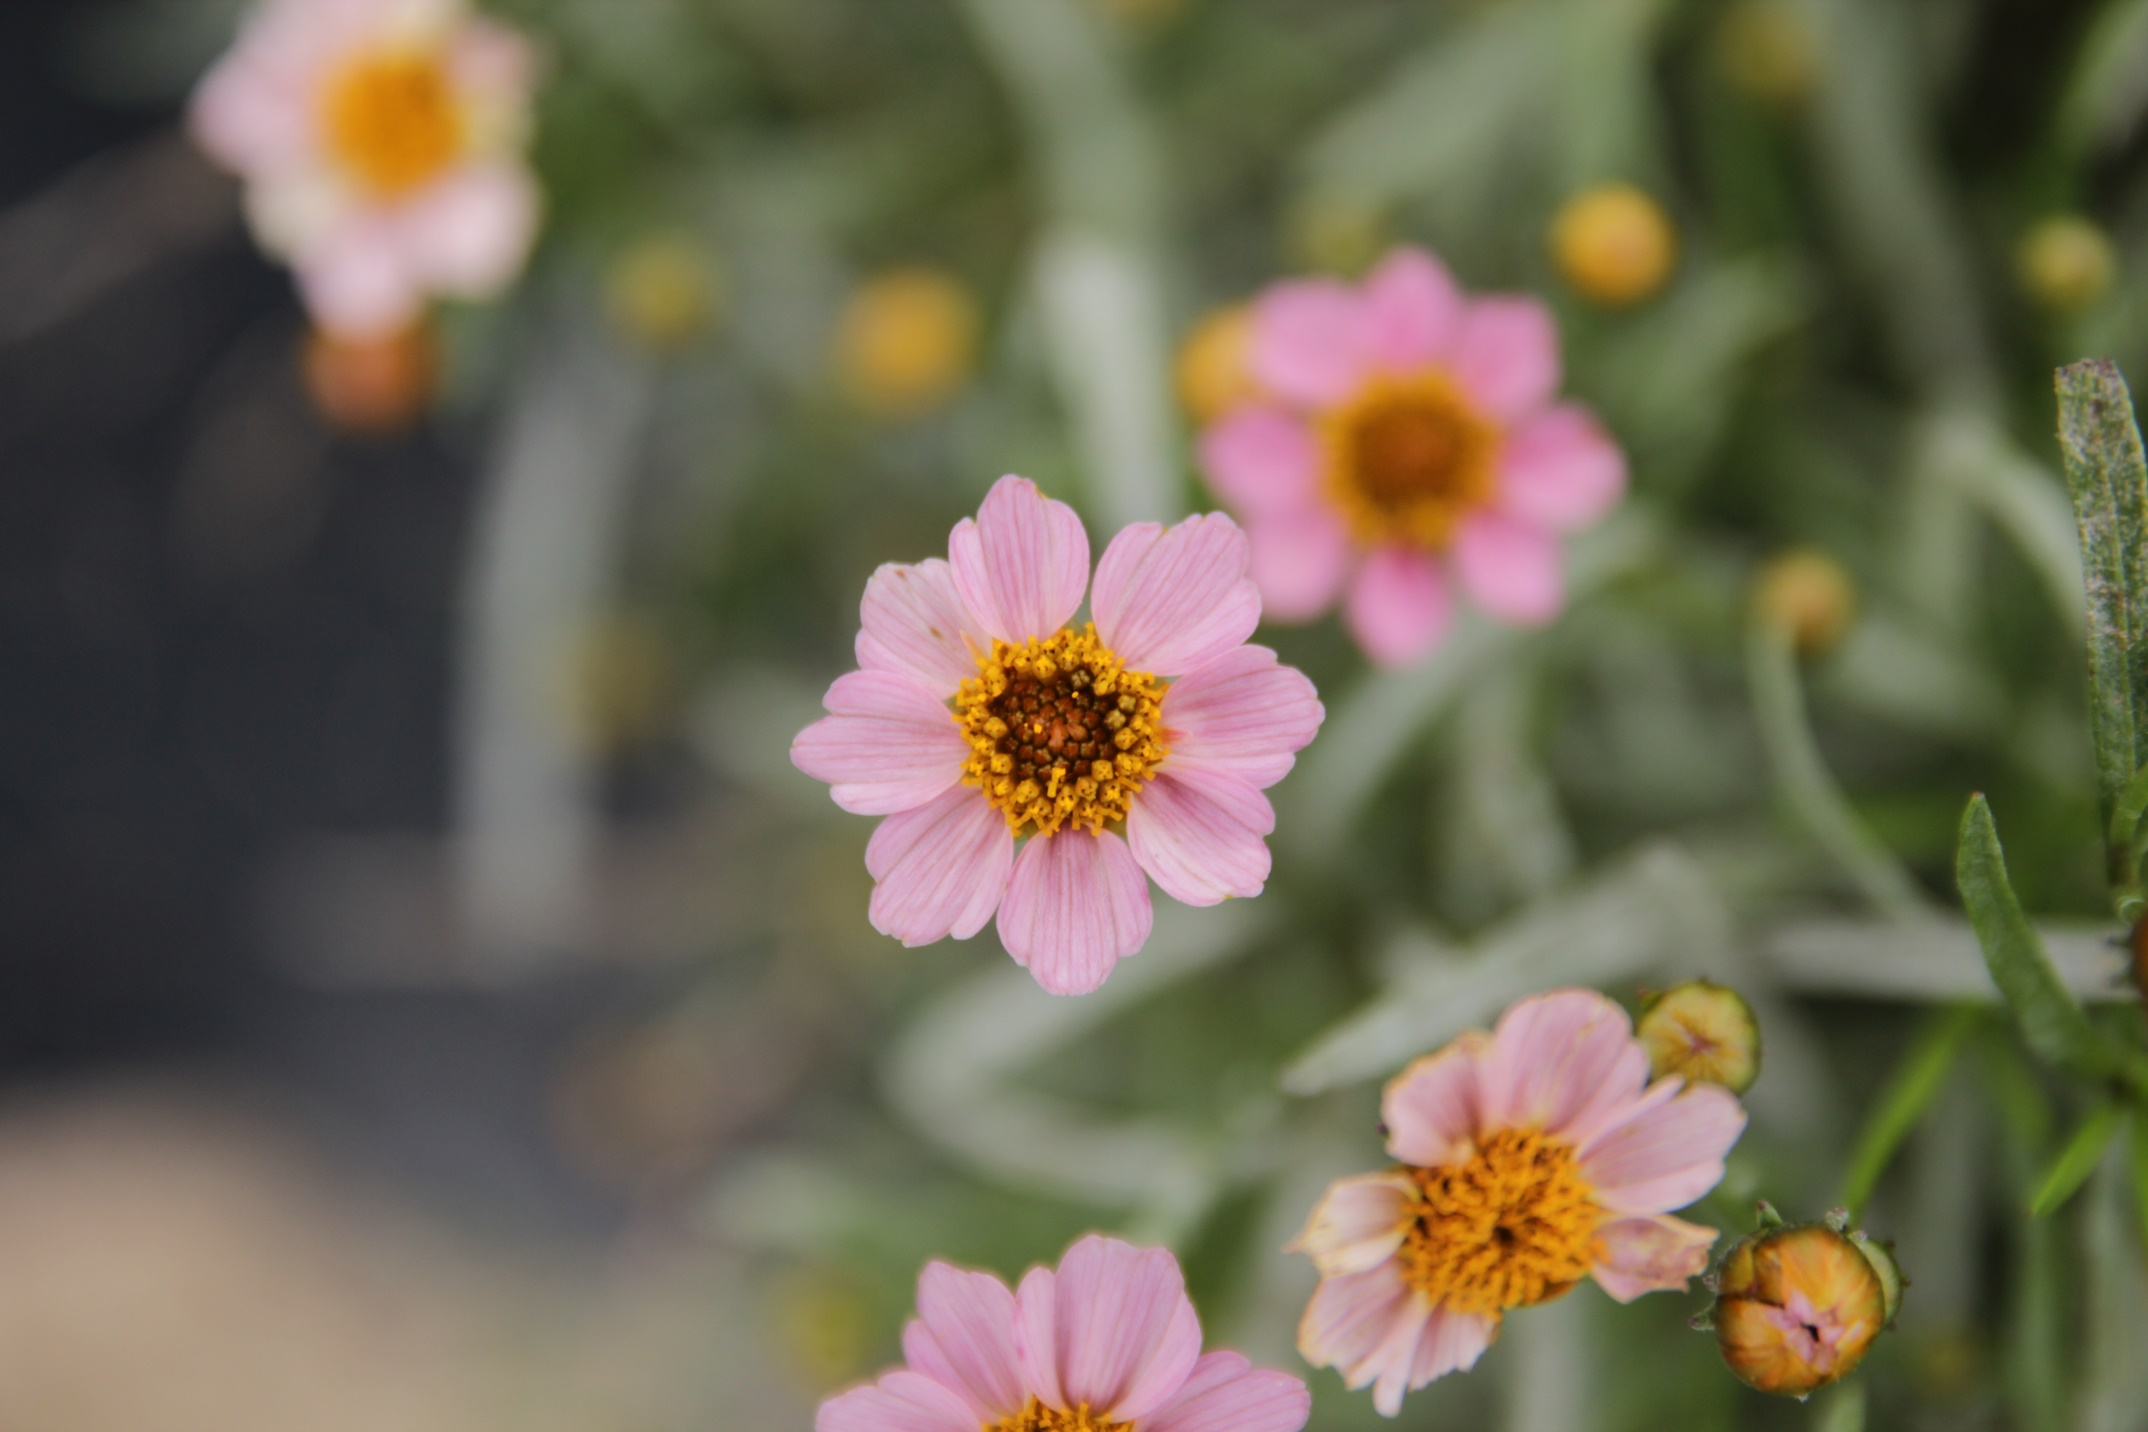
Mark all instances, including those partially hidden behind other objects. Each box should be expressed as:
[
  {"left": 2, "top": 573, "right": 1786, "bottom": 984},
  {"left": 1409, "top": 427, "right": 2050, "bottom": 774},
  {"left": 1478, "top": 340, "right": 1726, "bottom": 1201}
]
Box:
[
  {"left": 2028, "top": 1102, "right": 2125, "bottom": 1217},
  {"left": 1955, "top": 794, "right": 2116, "bottom": 1077},
  {"left": 2055, "top": 360, "right": 2148, "bottom": 888},
  {"left": 1839, "top": 1004, "right": 1981, "bottom": 1220}
]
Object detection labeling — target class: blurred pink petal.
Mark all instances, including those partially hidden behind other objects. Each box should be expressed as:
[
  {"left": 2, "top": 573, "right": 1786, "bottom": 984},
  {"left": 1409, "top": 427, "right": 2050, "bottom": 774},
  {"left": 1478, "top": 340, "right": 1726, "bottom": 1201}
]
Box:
[
  {"left": 791, "top": 670, "right": 966, "bottom": 815},
  {"left": 1382, "top": 1036, "right": 1486, "bottom": 1168},
  {"left": 1143, "top": 1353, "right": 1311, "bottom": 1432},
  {"left": 1345, "top": 546, "right": 1452, "bottom": 666},
  {"left": 1498, "top": 404, "right": 1627, "bottom": 531},
  {"left": 1477, "top": 988, "right": 1646, "bottom": 1137},
  {"left": 295, "top": 228, "right": 424, "bottom": 338},
  {"left": 857, "top": 557, "right": 990, "bottom": 694},
  {"left": 864, "top": 786, "right": 1012, "bottom": 946},
  {"left": 1249, "top": 279, "right": 1371, "bottom": 407},
  {"left": 1158, "top": 645, "right": 1324, "bottom": 790},
  {"left": 1580, "top": 1082, "right": 1747, "bottom": 1215},
  {"left": 1092, "top": 513, "right": 1261, "bottom": 677},
  {"left": 1125, "top": 769, "right": 1274, "bottom": 906},
  {"left": 1591, "top": 1215, "right": 1719, "bottom": 1302},
  {"left": 948, "top": 476, "right": 1091, "bottom": 644},
  {"left": 1198, "top": 407, "right": 1321, "bottom": 518},
  {"left": 816, "top": 1371, "right": 978, "bottom": 1432},
  {"left": 1288, "top": 1172, "right": 1415, "bottom": 1277},
  {"left": 395, "top": 162, "right": 540, "bottom": 298},
  {"left": 996, "top": 830, "right": 1152, "bottom": 996},
  {"left": 902, "top": 1263, "right": 1025, "bottom": 1422},
  {"left": 1362, "top": 248, "right": 1463, "bottom": 371},
  {"left": 1246, "top": 509, "right": 1352, "bottom": 622},
  {"left": 1452, "top": 512, "right": 1563, "bottom": 626},
  {"left": 1452, "top": 296, "right": 1561, "bottom": 423}
]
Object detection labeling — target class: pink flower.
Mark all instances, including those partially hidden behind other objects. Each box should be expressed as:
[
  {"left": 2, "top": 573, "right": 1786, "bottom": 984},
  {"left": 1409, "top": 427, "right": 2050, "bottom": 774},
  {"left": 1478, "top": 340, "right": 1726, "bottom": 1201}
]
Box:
[
  {"left": 818, "top": 1235, "right": 1310, "bottom": 1432},
  {"left": 190, "top": 0, "right": 540, "bottom": 337},
  {"left": 1195, "top": 248, "right": 1627, "bottom": 666},
  {"left": 791, "top": 475, "right": 1324, "bottom": 996},
  {"left": 1289, "top": 988, "right": 1747, "bottom": 1416}
]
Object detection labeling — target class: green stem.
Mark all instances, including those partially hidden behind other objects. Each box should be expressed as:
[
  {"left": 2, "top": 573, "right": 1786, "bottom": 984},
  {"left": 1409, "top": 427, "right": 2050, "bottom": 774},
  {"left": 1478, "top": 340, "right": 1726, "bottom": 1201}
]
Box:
[{"left": 1839, "top": 1004, "right": 1981, "bottom": 1220}]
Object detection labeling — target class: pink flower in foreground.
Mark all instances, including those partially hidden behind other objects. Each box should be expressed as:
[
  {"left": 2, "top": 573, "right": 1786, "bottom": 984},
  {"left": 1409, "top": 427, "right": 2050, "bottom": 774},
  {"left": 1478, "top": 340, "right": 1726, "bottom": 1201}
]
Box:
[
  {"left": 1196, "top": 247, "right": 1627, "bottom": 666},
  {"left": 819, "top": 1235, "right": 1310, "bottom": 1432},
  {"left": 190, "top": 0, "right": 540, "bottom": 337},
  {"left": 1290, "top": 988, "right": 1747, "bottom": 1416},
  {"left": 792, "top": 475, "right": 1324, "bottom": 996}
]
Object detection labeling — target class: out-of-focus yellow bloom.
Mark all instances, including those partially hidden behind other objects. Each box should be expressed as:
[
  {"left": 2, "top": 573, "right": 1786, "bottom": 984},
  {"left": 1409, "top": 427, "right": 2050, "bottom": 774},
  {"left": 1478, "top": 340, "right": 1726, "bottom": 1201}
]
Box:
[
  {"left": 770, "top": 1266, "right": 875, "bottom": 1390},
  {"left": 1286, "top": 197, "right": 1391, "bottom": 277},
  {"left": 835, "top": 267, "right": 981, "bottom": 418},
  {"left": 1753, "top": 549, "right": 1856, "bottom": 656},
  {"left": 1551, "top": 185, "right": 1677, "bottom": 307},
  {"left": 607, "top": 235, "right": 723, "bottom": 355},
  {"left": 555, "top": 612, "right": 674, "bottom": 756},
  {"left": 1719, "top": 0, "right": 1818, "bottom": 106},
  {"left": 302, "top": 320, "right": 439, "bottom": 435},
  {"left": 1638, "top": 980, "right": 1762, "bottom": 1094},
  {"left": 2018, "top": 216, "right": 2116, "bottom": 315},
  {"left": 1709, "top": 1214, "right": 1890, "bottom": 1398},
  {"left": 1176, "top": 306, "right": 1257, "bottom": 424}
]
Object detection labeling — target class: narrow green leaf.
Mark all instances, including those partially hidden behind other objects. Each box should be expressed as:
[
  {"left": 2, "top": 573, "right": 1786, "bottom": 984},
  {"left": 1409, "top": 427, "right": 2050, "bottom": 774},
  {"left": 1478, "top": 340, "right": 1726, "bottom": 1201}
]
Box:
[
  {"left": 1840, "top": 1004, "right": 1980, "bottom": 1219},
  {"left": 2027, "top": 1102, "right": 2125, "bottom": 1216},
  {"left": 1956, "top": 794, "right": 2115, "bottom": 1076},
  {"left": 2055, "top": 360, "right": 2148, "bottom": 889}
]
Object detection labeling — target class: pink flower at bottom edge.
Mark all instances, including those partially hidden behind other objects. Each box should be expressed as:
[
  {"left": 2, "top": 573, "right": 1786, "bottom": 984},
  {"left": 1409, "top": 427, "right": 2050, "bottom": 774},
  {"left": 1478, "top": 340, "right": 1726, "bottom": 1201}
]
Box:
[{"left": 817, "top": 1235, "right": 1310, "bottom": 1432}]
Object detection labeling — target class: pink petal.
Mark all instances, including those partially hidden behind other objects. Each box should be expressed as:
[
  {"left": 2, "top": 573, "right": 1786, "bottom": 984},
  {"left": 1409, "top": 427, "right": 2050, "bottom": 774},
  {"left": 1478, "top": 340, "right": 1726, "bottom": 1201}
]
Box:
[
  {"left": 1590, "top": 1214, "right": 1720, "bottom": 1303},
  {"left": 902, "top": 1263, "right": 1025, "bottom": 1421},
  {"left": 1125, "top": 769, "right": 1273, "bottom": 907},
  {"left": 1361, "top": 248, "right": 1463, "bottom": 371},
  {"left": 1287, "top": 1172, "right": 1415, "bottom": 1277},
  {"left": 1143, "top": 1353, "right": 1311, "bottom": 1432},
  {"left": 1407, "top": 1306, "right": 1496, "bottom": 1392},
  {"left": 948, "top": 476, "right": 1091, "bottom": 644},
  {"left": 393, "top": 162, "right": 540, "bottom": 298},
  {"left": 1345, "top": 546, "right": 1453, "bottom": 666},
  {"left": 189, "top": 52, "right": 314, "bottom": 174},
  {"left": 792, "top": 670, "right": 966, "bottom": 815},
  {"left": 857, "top": 558, "right": 990, "bottom": 694},
  {"left": 1248, "top": 279, "right": 1372, "bottom": 408},
  {"left": 1451, "top": 512, "right": 1563, "bottom": 626},
  {"left": 1030, "top": 1236, "right": 1203, "bottom": 1423},
  {"left": 1092, "top": 513, "right": 1261, "bottom": 676},
  {"left": 1013, "top": 1266, "right": 1063, "bottom": 1409},
  {"left": 448, "top": 15, "right": 537, "bottom": 106},
  {"left": 865, "top": 786, "right": 1014, "bottom": 946},
  {"left": 1246, "top": 509, "right": 1352, "bottom": 623},
  {"left": 1158, "top": 645, "right": 1324, "bottom": 790},
  {"left": 1580, "top": 1082, "right": 1747, "bottom": 1215},
  {"left": 1497, "top": 405, "right": 1627, "bottom": 532},
  {"left": 1452, "top": 296, "right": 1561, "bottom": 424},
  {"left": 1362, "top": 1288, "right": 1436, "bottom": 1417},
  {"left": 1382, "top": 1034, "right": 1488, "bottom": 1168},
  {"left": 1198, "top": 407, "right": 1322, "bottom": 519},
  {"left": 1475, "top": 988, "right": 1648, "bottom": 1142},
  {"left": 295, "top": 226, "right": 424, "bottom": 339},
  {"left": 1296, "top": 1262, "right": 1416, "bottom": 1388},
  {"left": 996, "top": 830, "right": 1153, "bottom": 996},
  {"left": 816, "top": 1370, "right": 979, "bottom": 1432}
]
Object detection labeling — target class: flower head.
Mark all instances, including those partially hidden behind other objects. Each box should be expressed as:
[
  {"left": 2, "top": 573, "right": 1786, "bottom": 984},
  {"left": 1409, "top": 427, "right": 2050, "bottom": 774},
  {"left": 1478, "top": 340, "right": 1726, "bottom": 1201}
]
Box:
[
  {"left": 1636, "top": 980, "right": 1762, "bottom": 1094},
  {"left": 1551, "top": 185, "right": 1677, "bottom": 308},
  {"left": 792, "top": 476, "right": 1324, "bottom": 995},
  {"left": 1706, "top": 1213, "right": 1892, "bottom": 1398},
  {"left": 190, "top": 0, "right": 540, "bottom": 337},
  {"left": 817, "top": 1235, "right": 1310, "bottom": 1432},
  {"left": 1290, "top": 987, "right": 1748, "bottom": 1416},
  {"left": 837, "top": 268, "right": 982, "bottom": 418},
  {"left": 1195, "top": 248, "right": 1626, "bottom": 666}
]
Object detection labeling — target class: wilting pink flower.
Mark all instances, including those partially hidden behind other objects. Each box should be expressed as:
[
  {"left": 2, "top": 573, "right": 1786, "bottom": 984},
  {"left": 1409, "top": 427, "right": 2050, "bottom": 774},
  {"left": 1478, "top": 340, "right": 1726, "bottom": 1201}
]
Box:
[
  {"left": 792, "top": 475, "right": 1323, "bottom": 996},
  {"left": 819, "top": 1235, "right": 1309, "bottom": 1432},
  {"left": 190, "top": 0, "right": 540, "bottom": 337},
  {"left": 1290, "top": 988, "right": 1746, "bottom": 1415},
  {"left": 1195, "top": 248, "right": 1626, "bottom": 666}
]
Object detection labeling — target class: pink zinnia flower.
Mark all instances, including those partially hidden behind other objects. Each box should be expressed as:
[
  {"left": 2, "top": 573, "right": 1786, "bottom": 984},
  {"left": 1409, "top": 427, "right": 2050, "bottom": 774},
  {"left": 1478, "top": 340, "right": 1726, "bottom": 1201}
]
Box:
[
  {"left": 792, "top": 475, "right": 1324, "bottom": 995},
  {"left": 818, "top": 1235, "right": 1310, "bottom": 1432},
  {"left": 190, "top": 0, "right": 540, "bottom": 338},
  {"left": 1290, "top": 987, "right": 1747, "bottom": 1415},
  {"left": 1195, "top": 247, "right": 1627, "bottom": 666}
]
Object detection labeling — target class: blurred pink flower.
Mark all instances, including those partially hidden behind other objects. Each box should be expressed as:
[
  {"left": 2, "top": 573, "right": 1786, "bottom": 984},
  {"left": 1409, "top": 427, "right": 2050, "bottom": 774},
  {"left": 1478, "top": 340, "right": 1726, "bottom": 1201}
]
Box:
[
  {"left": 792, "top": 475, "right": 1323, "bottom": 996},
  {"left": 190, "top": 0, "right": 540, "bottom": 337},
  {"left": 1196, "top": 248, "right": 1627, "bottom": 665},
  {"left": 818, "top": 1235, "right": 1310, "bottom": 1432},
  {"left": 1289, "top": 988, "right": 1746, "bottom": 1416}
]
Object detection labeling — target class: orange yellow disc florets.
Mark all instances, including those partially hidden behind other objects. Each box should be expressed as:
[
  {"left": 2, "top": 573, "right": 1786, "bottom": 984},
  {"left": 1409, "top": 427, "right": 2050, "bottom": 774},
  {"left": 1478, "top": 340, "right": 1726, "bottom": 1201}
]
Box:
[
  {"left": 1397, "top": 1128, "right": 1602, "bottom": 1318},
  {"left": 989, "top": 1399, "right": 1129, "bottom": 1432},
  {"left": 955, "top": 625, "right": 1167, "bottom": 838},
  {"left": 1322, "top": 372, "right": 1499, "bottom": 550},
  {"left": 321, "top": 49, "right": 465, "bottom": 198}
]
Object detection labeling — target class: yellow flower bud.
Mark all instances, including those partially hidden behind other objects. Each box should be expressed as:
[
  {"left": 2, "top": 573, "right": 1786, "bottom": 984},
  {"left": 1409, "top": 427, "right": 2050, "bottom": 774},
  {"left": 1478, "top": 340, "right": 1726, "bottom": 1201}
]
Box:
[
  {"left": 1637, "top": 980, "right": 1762, "bottom": 1094},
  {"left": 1176, "top": 305, "right": 1256, "bottom": 424},
  {"left": 606, "top": 234, "right": 723, "bottom": 355},
  {"left": 1753, "top": 549, "right": 1856, "bottom": 656},
  {"left": 2017, "top": 216, "right": 2116, "bottom": 316},
  {"left": 301, "top": 320, "right": 439, "bottom": 435},
  {"left": 1551, "top": 185, "right": 1677, "bottom": 308},
  {"left": 835, "top": 267, "right": 981, "bottom": 418},
  {"left": 1708, "top": 1214, "right": 1890, "bottom": 1398},
  {"left": 1718, "top": 0, "right": 1818, "bottom": 106}
]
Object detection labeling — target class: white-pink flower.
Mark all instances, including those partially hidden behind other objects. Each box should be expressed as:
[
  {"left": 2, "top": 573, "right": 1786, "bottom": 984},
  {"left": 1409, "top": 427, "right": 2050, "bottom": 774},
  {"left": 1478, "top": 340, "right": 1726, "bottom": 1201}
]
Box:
[
  {"left": 1290, "top": 987, "right": 1747, "bottom": 1416},
  {"left": 1196, "top": 247, "right": 1627, "bottom": 666},
  {"left": 818, "top": 1235, "right": 1309, "bottom": 1432},
  {"left": 792, "top": 475, "right": 1324, "bottom": 996},
  {"left": 190, "top": 0, "right": 540, "bottom": 337}
]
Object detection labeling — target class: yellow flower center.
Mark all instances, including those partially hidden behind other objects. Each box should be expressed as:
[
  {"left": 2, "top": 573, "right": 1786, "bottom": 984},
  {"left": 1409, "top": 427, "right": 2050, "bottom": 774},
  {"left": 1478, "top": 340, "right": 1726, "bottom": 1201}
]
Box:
[
  {"left": 1397, "top": 1127, "right": 1602, "bottom": 1318},
  {"left": 320, "top": 49, "right": 465, "bottom": 198},
  {"left": 1322, "top": 372, "right": 1499, "bottom": 550},
  {"left": 954, "top": 625, "right": 1167, "bottom": 838},
  {"left": 987, "top": 1399, "right": 1128, "bottom": 1432}
]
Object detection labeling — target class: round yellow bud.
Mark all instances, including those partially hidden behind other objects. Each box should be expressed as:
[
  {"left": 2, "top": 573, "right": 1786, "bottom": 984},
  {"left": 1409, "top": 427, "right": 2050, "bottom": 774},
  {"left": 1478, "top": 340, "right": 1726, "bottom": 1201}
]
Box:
[
  {"left": 1285, "top": 197, "right": 1390, "bottom": 277},
  {"left": 2017, "top": 216, "right": 2116, "bottom": 316},
  {"left": 1551, "top": 185, "right": 1678, "bottom": 308},
  {"left": 1718, "top": 0, "right": 1818, "bottom": 106},
  {"left": 1637, "top": 980, "right": 1762, "bottom": 1093},
  {"left": 835, "top": 267, "right": 981, "bottom": 418},
  {"left": 302, "top": 320, "right": 439, "bottom": 436},
  {"left": 1711, "top": 1221, "right": 1889, "bottom": 1398},
  {"left": 1753, "top": 549, "right": 1856, "bottom": 656},
  {"left": 1175, "top": 305, "right": 1256, "bottom": 424},
  {"left": 606, "top": 234, "right": 722, "bottom": 355}
]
